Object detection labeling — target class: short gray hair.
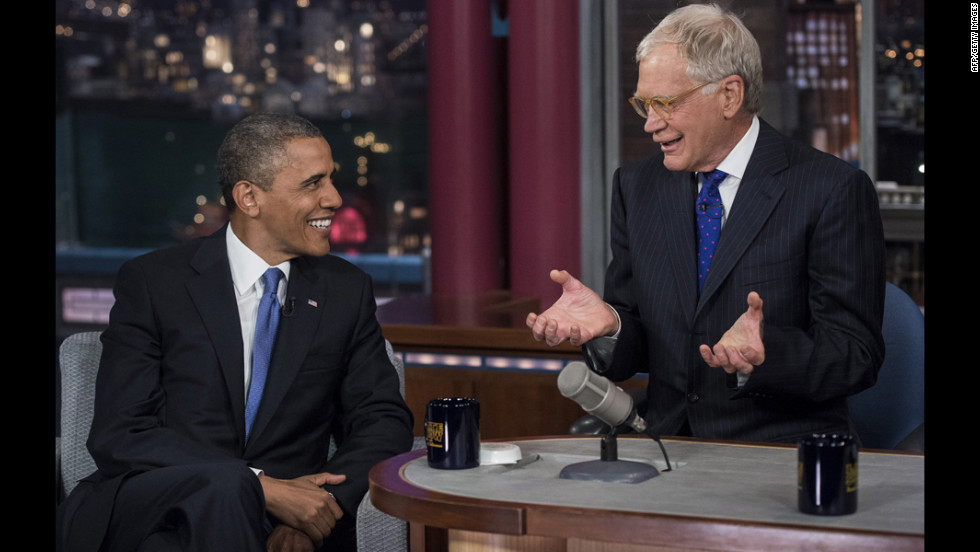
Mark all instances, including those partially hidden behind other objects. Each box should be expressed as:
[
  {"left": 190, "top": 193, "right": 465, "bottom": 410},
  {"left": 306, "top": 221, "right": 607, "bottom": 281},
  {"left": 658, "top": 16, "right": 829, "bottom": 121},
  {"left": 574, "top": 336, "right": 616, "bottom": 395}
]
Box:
[
  {"left": 217, "top": 112, "right": 323, "bottom": 210},
  {"left": 635, "top": 3, "right": 763, "bottom": 114}
]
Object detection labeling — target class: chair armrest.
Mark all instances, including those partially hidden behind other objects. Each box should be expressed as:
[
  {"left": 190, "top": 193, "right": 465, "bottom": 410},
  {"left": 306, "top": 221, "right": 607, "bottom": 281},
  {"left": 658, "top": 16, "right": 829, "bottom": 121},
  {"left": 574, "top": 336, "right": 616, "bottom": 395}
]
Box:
[
  {"left": 355, "top": 437, "right": 426, "bottom": 552},
  {"left": 56, "top": 437, "right": 64, "bottom": 504}
]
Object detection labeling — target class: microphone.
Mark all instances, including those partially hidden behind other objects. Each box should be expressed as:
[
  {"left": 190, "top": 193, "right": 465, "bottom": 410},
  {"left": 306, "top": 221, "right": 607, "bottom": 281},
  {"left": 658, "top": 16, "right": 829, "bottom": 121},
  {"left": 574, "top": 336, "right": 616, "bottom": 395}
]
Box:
[
  {"left": 281, "top": 297, "right": 295, "bottom": 318},
  {"left": 558, "top": 361, "right": 672, "bottom": 476},
  {"left": 557, "top": 362, "right": 650, "bottom": 436}
]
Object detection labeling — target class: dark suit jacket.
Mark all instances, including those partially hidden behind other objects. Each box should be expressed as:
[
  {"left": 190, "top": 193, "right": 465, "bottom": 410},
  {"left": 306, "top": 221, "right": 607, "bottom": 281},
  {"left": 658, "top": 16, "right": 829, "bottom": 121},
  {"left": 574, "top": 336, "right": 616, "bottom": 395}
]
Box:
[
  {"left": 60, "top": 225, "right": 414, "bottom": 550},
  {"left": 599, "top": 119, "right": 885, "bottom": 443}
]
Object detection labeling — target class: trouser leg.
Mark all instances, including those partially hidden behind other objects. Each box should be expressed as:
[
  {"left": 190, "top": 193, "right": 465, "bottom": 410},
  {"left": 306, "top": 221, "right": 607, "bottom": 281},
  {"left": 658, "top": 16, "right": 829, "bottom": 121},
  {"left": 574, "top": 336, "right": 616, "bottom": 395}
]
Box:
[
  {"left": 316, "top": 512, "right": 356, "bottom": 552},
  {"left": 100, "top": 461, "right": 267, "bottom": 552}
]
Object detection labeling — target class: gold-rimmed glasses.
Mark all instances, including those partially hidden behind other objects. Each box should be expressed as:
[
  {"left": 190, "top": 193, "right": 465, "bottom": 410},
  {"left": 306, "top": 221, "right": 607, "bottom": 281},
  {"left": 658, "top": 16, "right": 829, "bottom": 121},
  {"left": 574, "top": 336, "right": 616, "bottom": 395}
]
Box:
[{"left": 627, "top": 81, "right": 713, "bottom": 120}]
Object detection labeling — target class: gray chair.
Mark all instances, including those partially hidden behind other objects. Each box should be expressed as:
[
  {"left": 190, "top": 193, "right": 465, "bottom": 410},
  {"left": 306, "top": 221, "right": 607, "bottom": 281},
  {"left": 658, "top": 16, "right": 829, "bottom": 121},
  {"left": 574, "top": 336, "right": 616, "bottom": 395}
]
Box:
[{"left": 56, "top": 331, "right": 424, "bottom": 551}]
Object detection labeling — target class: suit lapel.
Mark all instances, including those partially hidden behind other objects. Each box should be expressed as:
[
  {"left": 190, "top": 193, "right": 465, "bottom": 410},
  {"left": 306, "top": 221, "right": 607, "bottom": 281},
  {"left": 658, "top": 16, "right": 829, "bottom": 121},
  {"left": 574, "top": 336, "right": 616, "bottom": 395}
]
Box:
[
  {"left": 696, "top": 121, "right": 788, "bottom": 315},
  {"left": 185, "top": 226, "right": 248, "bottom": 442},
  {"left": 658, "top": 169, "right": 699, "bottom": 323},
  {"left": 246, "top": 256, "right": 326, "bottom": 444}
]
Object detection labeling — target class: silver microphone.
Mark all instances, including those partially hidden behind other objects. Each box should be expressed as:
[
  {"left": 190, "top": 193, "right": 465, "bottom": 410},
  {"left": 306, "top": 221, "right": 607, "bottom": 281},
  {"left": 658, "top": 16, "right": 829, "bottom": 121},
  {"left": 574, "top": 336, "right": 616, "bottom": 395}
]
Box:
[{"left": 557, "top": 361, "right": 647, "bottom": 434}]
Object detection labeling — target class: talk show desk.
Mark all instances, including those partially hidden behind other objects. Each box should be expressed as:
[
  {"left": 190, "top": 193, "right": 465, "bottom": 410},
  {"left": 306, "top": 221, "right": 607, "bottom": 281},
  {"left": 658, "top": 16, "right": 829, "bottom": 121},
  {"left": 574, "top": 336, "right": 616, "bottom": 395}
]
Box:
[{"left": 369, "top": 436, "right": 924, "bottom": 552}]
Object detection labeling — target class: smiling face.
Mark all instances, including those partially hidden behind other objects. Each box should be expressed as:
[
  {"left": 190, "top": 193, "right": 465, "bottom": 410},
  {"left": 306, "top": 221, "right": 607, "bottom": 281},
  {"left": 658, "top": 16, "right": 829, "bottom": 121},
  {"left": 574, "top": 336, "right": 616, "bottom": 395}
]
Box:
[
  {"left": 636, "top": 43, "right": 742, "bottom": 173},
  {"left": 237, "top": 136, "right": 343, "bottom": 265}
]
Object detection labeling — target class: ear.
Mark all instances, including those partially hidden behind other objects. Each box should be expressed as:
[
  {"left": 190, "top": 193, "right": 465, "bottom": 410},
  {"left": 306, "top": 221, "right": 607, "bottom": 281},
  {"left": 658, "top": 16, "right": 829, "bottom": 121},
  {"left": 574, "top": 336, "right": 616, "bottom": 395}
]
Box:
[
  {"left": 719, "top": 75, "right": 745, "bottom": 119},
  {"left": 232, "top": 180, "right": 260, "bottom": 217}
]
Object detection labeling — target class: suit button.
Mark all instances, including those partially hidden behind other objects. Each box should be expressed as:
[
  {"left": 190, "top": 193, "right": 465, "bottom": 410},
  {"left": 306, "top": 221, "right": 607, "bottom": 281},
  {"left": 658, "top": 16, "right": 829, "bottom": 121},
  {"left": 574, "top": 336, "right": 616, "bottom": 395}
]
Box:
[{"left": 686, "top": 392, "right": 700, "bottom": 403}]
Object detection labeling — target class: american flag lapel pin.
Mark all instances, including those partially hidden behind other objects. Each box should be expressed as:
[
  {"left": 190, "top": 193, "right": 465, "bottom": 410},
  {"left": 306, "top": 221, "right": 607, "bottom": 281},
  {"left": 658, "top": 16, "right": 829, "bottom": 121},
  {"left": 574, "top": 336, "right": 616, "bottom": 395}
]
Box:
[{"left": 307, "top": 299, "right": 318, "bottom": 308}]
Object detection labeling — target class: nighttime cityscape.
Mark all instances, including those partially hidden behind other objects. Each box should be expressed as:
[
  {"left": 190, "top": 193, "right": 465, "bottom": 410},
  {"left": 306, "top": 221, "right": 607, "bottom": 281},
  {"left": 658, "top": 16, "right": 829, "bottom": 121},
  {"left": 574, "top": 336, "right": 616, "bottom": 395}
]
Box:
[
  {"left": 56, "top": 0, "right": 431, "bottom": 259},
  {"left": 55, "top": 0, "right": 923, "bottom": 326}
]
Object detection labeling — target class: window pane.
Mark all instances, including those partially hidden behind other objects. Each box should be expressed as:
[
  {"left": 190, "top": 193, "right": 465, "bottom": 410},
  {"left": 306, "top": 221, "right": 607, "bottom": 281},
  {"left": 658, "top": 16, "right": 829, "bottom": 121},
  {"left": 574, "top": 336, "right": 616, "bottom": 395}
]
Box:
[
  {"left": 615, "top": 0, "right": 923, "bottom": 306},
  {"left": 56, "top": 0, "right": 429, "bottom": 293}
]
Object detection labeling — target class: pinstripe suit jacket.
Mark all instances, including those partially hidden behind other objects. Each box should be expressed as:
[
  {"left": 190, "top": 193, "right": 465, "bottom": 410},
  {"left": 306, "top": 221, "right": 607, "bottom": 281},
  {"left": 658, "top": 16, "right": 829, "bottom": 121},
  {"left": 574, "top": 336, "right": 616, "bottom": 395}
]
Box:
[{"left": 599, "top": 119, "right": 885, "bottom": 443}]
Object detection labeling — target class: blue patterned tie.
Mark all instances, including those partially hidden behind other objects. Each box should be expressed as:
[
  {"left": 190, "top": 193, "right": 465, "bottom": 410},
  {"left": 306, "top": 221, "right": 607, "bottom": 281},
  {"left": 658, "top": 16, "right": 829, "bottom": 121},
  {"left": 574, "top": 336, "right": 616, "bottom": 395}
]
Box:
[
  {"left": 245, "top": 267, "right": 283, "bottom": 440},
  {"left": 696, "top": 169, "right": 727, "bottom": 294}
]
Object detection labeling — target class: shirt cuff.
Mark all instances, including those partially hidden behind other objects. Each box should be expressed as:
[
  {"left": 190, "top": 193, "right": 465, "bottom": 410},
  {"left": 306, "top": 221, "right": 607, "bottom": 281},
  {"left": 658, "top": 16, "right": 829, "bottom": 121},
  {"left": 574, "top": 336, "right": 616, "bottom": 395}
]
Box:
[
  {"left": 737, "top": 372, "right": 750, "bottom": 387},
  {"left": 606, "top": 303, "right": 622, "bottom": 338}
]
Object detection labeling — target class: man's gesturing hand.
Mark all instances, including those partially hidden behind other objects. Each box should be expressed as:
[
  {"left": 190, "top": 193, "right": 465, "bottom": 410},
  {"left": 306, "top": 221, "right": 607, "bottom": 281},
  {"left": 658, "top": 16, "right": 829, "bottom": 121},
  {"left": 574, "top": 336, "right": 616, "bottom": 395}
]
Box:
[
  {"left": 526, "top": 270, "right": 618, "bottom": 347},
  {"left": 699, "top": 291, "right": 765, "bottom": 374}
]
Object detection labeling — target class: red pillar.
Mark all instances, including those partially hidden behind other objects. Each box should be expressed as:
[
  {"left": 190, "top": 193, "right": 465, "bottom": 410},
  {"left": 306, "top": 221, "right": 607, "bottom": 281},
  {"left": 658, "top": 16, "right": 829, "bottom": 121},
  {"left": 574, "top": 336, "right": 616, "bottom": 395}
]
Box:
[
  {"left": 507, "top": 0, "right": 581, "bottom": 309},
  {"left": 426, "top": 0, "right": 503, "bottom": 297}
]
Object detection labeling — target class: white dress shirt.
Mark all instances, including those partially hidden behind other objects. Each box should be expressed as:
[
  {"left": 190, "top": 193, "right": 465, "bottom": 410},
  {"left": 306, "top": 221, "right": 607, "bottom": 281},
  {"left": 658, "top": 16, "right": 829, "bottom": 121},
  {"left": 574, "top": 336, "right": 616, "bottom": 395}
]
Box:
[
  {"left": 697, "top": 115, "right": 760, "bottom": 228},
  {"left": 225, "top": 226, "right": 291, "bottom": 402}
]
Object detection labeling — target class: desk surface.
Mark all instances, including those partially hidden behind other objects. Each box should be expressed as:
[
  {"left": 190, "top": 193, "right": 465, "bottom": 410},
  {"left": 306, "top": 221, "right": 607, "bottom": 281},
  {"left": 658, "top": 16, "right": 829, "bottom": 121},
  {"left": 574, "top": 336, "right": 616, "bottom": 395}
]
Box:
[{"left": 369, "top": 436, "right": 924, "bottom": 552}]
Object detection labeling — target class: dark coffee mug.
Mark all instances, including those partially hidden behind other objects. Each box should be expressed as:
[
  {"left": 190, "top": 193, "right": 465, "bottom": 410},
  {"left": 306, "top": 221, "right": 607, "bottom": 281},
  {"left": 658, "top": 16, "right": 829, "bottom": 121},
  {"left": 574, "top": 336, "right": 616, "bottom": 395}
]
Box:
[
  {"left": 425, "top": 397, "right": 480, "bottom": 469},
  {"left": 798, "top": 433, "right": 858, "bottom": 515}
]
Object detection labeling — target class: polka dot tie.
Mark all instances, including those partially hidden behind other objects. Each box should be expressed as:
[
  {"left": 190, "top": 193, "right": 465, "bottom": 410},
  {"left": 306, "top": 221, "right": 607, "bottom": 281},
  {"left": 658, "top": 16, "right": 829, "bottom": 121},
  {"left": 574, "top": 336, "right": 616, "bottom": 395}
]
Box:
[
  {"left": 696, "top": 170, "right": 727, "bottom": 294},
  {"left": 245, "top": 267, "right": 283, "bottom": 441}
]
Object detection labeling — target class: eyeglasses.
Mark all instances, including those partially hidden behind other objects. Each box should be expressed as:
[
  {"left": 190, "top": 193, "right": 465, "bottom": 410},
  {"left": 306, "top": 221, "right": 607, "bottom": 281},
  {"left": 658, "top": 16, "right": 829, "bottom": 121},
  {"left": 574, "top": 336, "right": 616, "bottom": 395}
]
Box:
[{"left": 628, "top": 81, "right": 713, "bottom": 120}]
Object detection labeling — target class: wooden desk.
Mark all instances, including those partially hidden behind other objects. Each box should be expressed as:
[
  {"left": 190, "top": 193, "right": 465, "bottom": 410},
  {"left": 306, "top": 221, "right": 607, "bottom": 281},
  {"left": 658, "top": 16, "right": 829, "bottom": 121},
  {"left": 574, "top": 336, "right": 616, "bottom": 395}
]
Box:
[
  {"left": 369, "top": 436, "right": 924, "bottom": 552},
  {"left": 378, "top": 293, "right": 604, "bottom": 440},
  {"left": 380, "top": 323, "right": 593, "bottom": 439}
]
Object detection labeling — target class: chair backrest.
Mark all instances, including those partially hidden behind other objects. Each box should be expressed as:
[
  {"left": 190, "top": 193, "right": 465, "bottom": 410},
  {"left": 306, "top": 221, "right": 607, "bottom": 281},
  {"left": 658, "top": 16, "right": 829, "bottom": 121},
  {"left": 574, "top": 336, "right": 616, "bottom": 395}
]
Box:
[
  {"left": 386, "top": 339, "right": 405, "bottom": 398},
  {"left": 847, "top": 283, "right": 924, "bottom": 450},
  {"left": 58, "top": 332, "right": 407, "bottom": 497},
  {"left": 59, "top": 331, "right": 103, "bottom": 497}
]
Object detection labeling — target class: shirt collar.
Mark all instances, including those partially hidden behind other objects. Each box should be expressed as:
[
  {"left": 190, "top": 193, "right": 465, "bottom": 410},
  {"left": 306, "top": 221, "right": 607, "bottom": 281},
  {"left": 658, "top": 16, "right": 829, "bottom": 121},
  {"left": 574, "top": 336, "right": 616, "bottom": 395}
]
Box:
[
  {"left": 226, "top": 224, "right": 292, "bottom": 296},
  {"left": 714, "top": 115, "right": 760, "bottom": 181}
]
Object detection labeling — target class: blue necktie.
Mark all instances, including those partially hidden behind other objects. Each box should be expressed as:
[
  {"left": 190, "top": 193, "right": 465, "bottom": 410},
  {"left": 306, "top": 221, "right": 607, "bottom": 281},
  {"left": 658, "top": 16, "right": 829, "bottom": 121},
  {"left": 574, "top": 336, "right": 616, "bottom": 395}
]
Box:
[
  {"left": 245, "top": 267, "right": 283, "bottom": 440},
  {"left": 696, "top": 169, "right": 727, "bottom": 294}
]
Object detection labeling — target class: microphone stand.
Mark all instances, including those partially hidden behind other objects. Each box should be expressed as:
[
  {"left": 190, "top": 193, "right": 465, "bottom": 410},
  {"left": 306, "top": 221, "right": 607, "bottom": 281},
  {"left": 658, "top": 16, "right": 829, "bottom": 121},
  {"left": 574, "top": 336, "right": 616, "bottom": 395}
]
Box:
[
  {"left": 579, "top": 344, "right": 672, "bottom": 472},
  {"left": 559, "top": 424, "right": 664, "bottom": 484}
]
